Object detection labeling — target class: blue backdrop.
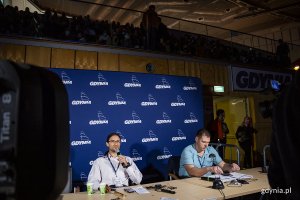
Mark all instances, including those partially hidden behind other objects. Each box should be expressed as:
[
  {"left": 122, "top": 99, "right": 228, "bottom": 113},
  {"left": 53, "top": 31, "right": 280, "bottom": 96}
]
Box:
[{"left": 51, "top": 68, "right": 204, "bottom": 183}]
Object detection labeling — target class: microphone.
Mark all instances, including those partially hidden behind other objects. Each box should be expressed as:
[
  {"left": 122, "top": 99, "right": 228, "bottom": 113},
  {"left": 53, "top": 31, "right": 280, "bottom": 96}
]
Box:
[{"left": 116, "top": 149, "right": 126, "bottom": 167}]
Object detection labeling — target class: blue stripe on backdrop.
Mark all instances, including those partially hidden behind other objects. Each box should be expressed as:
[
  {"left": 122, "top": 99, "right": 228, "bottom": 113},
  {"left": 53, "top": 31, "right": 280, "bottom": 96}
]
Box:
[{"left": 50, "top": 68, "right": 204, "bottom": 183}]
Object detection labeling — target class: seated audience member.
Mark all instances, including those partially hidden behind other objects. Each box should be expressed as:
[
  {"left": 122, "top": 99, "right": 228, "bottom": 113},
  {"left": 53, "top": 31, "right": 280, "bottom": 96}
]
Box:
[
  {"left": 179, "top": 129, "right": 240, "bottom": 177},
  {"left": 88, "top": 133, "right": 142, "bottom": 190}
]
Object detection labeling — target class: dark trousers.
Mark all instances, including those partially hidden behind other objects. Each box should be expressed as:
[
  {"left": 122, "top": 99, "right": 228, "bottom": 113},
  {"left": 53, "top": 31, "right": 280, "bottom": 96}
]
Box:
[
  {"left": 217, "top": 138, "right": 226, "bottom": 159},
  {"left": 239, "top": 142, "right": 252, "bottom": 168}
]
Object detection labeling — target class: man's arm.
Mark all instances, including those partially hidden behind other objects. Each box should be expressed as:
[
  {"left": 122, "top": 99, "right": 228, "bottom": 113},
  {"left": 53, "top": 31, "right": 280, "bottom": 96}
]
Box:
[
  {"left": 184, "top": 164, "right": 223, "bottom": 177},
  {"left": 87, "top": 160, "right": 102, "bottom": 190},
  {"left": 218, "top": 161, "right": 240, "bottom": 172},
  {"left": 125, "top": 158, "right": 143, "bottom": 184}
]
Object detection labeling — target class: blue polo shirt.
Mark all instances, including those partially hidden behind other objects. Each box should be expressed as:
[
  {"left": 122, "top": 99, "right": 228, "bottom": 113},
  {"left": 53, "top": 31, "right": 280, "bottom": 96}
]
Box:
[{"left": 179, "top": 144, "right": 222, "bottom": 177}]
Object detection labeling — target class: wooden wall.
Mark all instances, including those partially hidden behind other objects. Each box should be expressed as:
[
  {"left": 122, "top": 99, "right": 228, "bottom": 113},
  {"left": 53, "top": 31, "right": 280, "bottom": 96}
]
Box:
[{"left": 0, "top": 42, "right": 272, "bottom": 155}]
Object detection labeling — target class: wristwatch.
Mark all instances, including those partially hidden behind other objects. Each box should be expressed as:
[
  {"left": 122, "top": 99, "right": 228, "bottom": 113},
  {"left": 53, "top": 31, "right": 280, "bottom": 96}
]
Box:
[{"left": 124, "top": 163, "right": 131, "bottom": 168}]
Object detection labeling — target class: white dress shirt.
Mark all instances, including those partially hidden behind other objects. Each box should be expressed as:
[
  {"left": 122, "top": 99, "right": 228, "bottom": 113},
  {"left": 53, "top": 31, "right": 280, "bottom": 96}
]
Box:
[{"left": 87, "top": 154, "right": 143, "bottom": 190}]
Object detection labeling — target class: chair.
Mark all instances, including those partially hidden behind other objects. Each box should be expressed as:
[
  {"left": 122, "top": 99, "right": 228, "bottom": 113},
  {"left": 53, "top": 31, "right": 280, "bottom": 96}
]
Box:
[{"left": 167, "top": 156, "right": 181, "bottom": 180}]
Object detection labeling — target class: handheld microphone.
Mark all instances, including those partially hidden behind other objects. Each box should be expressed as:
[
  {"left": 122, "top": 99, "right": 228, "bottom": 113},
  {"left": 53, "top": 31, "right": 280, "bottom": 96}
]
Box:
[{"left": 116, "top": 149, "right": 126, "bottom": 167}]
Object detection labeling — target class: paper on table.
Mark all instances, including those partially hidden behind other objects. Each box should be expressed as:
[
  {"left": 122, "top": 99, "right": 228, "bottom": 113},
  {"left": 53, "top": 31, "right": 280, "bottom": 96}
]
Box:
[
  {"left": 203, "top": 172, "right": 253, "bottom": 183},
  {"left": 132, "top": 186, "right": 150, "bottom": 194}
]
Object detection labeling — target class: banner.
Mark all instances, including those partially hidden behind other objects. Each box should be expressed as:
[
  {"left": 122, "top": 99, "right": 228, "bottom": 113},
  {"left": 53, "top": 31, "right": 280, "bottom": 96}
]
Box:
[
  {"left": 51, "top": 69, "right": 204, "bottom": 183},
  {"left": 231, "top": 66, "right": 292, "bottom": 92}
]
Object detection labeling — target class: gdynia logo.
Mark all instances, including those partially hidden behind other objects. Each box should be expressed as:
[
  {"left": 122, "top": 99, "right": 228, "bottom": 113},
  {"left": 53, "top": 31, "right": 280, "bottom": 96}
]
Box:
[
  {"left": 172, "top": 129, "right": 187, "bottom": 141},
  {"left": 183, "top": 79, "right": 197, "bottom": 90},
  {"left": 156, "top": 112, "right": 172, "bottom": 124},
  {"left": 61, "top": 71, "right": 72, "bottom": 85},
  {"left": 141, "top": 94, "right": 158, "bottom": 106},
  {"left": 71, "top": 131, "right": 92, "bottom": 146},
  {"left": 157, "top": 147, "right": 172, "bottom": 160},
  {"left": 124, "top": 75, "right": 141, "bottom": 87},
  {"left": 155, "top": 77, "right": 171, "bottom": 89},
  {"left": 184, "top": 112, "right": 198, "bottom": 123},
  {"left": 89, "top": 111, "right": 108, "bottom": 125},
  {"left": 131, "top": 149, "right": 143, "bottom": 161},
  {"left": 89, "top": 151, "right": 105, "bottom": 165},
  {"left": 108, "top": 92, "right": 126, "bottom": 105},
  {"left": 72, "top": 92, "right": 92, "bottom": 105},
  {"left": 142, "top": 130, "right": 159, "bottom": 143},
  {"left": 90, "top": 72, "right": 109, "bottom": 86},
  {"left": 116, "top": 130, "right": 127, "bottom": 143},
  {"left": 171, "top": 95, "right": 185, "bottom": 106},
  {"left": 124, "top": 111, "right": 142, "bottom": 124}
]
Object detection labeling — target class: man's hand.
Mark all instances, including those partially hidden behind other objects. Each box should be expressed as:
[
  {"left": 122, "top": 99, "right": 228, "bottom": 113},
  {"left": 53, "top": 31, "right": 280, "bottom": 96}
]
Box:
[
  {"left": 210, "top": 166, "right": 223, "bottom": 174},
  {"left": 118, "top": 155, "right": 128, "bottom": 166},
  {"left": 230, "top": 163, "right": 240, "bottom": 171}
]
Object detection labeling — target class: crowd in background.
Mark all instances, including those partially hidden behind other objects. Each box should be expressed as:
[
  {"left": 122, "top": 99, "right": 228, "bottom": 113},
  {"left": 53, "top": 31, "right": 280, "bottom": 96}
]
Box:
[{"left": 0, "top": 4, "right": 290, "bottom": 68}]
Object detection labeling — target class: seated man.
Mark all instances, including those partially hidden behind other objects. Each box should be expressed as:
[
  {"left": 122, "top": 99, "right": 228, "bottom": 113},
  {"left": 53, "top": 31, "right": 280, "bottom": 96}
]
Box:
[
  {"left": 88, "top": 133, "right": 143, "bottom": 190},
  {"left": 179, "top": 129, "right": 240, "bottom": 177}
]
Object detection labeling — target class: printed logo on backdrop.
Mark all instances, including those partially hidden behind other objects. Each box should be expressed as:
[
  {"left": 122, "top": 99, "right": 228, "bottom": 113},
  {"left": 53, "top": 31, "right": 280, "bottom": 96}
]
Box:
[
  {"left": 171, "top": 95, "right": 185, "bottom": 106},
  {"left": 156, "top": 112, "right": 172, "bottom": 124},
  {"left": 172, "top": 129, "right": 187, "bottom": 141},
  {"left": 131, "top": 149, "right": 143, "bottom": 161},
  {"left": 108, "top": 92, "right": 127, "bottom": 105},
  {"left": 184, "top": 112, "right": 198, "bottom": 123},
  {"left": 183, "top": 79, "right": 197, "bottom": 90},
  {"left": 72, "top": 92, "right": 92, "bottom": 105},
  {"left": 157, "top": 147, "right": 172, "bottom": 160},
  {"left": 155, "top": 77, "right": 171, "bottom": 89},
  {"left": 80, "top": 172, "right": 88, "bottom": 181},
  {"left": 124, "top": 111, "right": 142, "bottom": 124},
  {"left": 89, "top": 111, "right": 109, "bottom": 125},
  {"left": 89, "top": 151, "right": 105, "bottom": 165},
  {"left": 61, "top": 71, "right": 72, "bottom": 85},
  {"left": 142, "top": 130, "right": 159, "bottom": 143},
  {"left": 90, "top": 72, "right": 109, "bottom": 86},
  {"left": 71, "top": 131, "right": 92, "bottom": 146},
  {"left": 141, "top": 94, "right": 158, "bottom": 106},
  {"left": 124, "top": 75, "right": 142, "bottom": 87},
  {"left": 116, "top": 130, "right": 127, "bottom": 142}
]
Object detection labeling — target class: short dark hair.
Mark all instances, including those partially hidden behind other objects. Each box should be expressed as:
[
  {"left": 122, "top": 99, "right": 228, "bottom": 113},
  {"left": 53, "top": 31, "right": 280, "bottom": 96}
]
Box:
[
  {"left": 106, "top": 132, "right": 121, "bottom": 143},
  {"left": 196, "top": 128, "right": 211, "bottom": 138},
  {"left": 216, "top": 109, "right": 225, "bottom": 117}
]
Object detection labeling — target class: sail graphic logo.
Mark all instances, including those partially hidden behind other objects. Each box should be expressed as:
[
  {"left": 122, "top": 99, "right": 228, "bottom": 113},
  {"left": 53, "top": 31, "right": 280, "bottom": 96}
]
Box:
[
  {"left": 141, "top": 94, "right": 158, "bottom": 106},
  {"left": 90, "top": 72, "right": 109, "bottom": 86},
  {"left": 142, "top": 130, "right": 159, "bottom": 143},
  {"left": 108, "top": 92, "right": 127, "bottom": 105},
  {"left": 183, "top": 79, "right": 197, "bottom": 90},
  {"left": 89, "top": 111, "right": 109, "bottom": 125},
  {"left": 171, "top": 95, "right": 185, "bottom": 106},
  {"left": 71, "top": 131, "right": 92, "bottom": 146},
  {"left": 172, "top": 129, "right": 187, "bottom": 141},
  {"left": 131, "top": 149, "right": 143, "bottom": 161},
  {"left": 71, "top": 92, "right": 92, "bottom": 105},
  {"left": 157, "top": 147, "right": 172, "bottom": 160},
  {"left": 155, "top": 77, "right": 171, "bottom": 89},
  {"left": 61, "top": 71, "right": 72, "bottom": 85},
  {"left": 184, "top": 112, "right": 198, "bottom": 123},
  {"left": 124, "top": 111, "right": 142, "bottom": 124},
  {"left": 156, "top": 112, "right": 172, "bottom": 124},
  {"left": 124, "top": 75, "right": 141, "bottom": 87}
]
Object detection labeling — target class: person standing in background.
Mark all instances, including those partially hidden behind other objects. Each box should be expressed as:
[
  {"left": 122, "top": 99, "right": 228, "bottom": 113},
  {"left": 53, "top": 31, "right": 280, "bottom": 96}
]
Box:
[
  {"left": 208, "top": 109, "right": 229, "bottom": 159},
  {"left": 235, "top": 116, "right": 257, "bottom": 168}
]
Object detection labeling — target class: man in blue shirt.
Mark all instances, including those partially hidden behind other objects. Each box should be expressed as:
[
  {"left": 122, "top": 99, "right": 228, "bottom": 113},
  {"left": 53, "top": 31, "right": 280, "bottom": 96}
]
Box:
[{"left": 179, "top": 129, "right": 240, "bottom": 177}]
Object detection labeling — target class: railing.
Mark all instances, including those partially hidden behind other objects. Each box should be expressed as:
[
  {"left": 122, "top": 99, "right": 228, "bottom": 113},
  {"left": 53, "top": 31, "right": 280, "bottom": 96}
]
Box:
[{"left": 209, "top": 143, "right": 240, "bottom": 166}]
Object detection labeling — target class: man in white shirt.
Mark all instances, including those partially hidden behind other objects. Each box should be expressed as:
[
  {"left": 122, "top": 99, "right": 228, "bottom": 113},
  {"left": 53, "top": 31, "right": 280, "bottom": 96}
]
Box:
[{"left": 88, "top": 133, "right": 143, "bottom": 190}]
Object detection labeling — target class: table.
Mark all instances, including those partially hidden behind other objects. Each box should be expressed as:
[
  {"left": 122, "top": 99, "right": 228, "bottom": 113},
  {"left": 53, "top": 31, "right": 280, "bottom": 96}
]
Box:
[{"left": 60, "top": 167, "right": 269, "bottom": 200}]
